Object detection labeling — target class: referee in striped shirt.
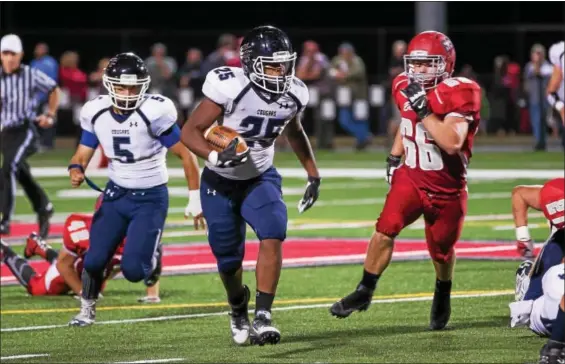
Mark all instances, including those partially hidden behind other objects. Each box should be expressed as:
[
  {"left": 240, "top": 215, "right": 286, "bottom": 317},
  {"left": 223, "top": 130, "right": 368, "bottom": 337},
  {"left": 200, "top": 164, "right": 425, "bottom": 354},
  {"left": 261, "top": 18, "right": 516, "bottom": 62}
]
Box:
[{"left": 0, "top": 34, "right": 60, "bottom": 238}]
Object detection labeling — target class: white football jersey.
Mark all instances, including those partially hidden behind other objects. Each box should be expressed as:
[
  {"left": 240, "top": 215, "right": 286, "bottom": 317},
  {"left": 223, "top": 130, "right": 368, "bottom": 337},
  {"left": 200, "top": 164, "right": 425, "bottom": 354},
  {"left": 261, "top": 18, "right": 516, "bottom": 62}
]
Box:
[
  {"left": 529, "top": 263, "right": 565, "bottom": 336},
  {"left": 548, "top": 41, "right": 564, "bottom": 101},
  {"left": 202, "top": 67, "right": 309, "bottom": 180},
  {"left": 80, "top": 94, "right": 177, "bottom": 189}
]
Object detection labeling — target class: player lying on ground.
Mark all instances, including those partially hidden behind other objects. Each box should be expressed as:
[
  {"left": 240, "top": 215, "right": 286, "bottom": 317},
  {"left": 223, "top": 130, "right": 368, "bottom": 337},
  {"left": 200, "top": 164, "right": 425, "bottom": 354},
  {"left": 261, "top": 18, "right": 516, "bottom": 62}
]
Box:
[
  {"left": 181, "top": 25, "right": 320, "bottom": 345},
  {"left": 331, "top": 30, "right": 482, "bottom": 330},
  {"left": 67, "top": 52, "right": 203, "bottom": 326},
  {"left": 512, "top": 178, "right": 565, "bottom": 258},
  {"left": 546, "top": 41, "right": 564, "bottom": 124},
  {"left": 510, "top": 178, "right": 564, "bottom": 336},
  {"left": 1, "top": 201, "right": 161, "bottom": 300}
]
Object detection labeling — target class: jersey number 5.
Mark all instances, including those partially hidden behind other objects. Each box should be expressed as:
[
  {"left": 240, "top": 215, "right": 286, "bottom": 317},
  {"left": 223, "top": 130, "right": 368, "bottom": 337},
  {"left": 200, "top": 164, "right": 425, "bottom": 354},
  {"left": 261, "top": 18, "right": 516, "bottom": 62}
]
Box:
[
  {"left": 400, "top": 118, "right": 444, "bottom": 171},
  {"left": 113, "top": 136, "right": 135, "bottom": 164}
]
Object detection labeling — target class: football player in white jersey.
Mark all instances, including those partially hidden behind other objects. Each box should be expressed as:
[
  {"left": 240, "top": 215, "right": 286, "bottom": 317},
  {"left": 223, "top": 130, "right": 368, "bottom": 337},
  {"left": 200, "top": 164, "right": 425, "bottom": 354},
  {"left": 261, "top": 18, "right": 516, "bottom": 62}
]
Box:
[
  {"left": 66, "top": 53, "right": 203, "bottom": 326},
  {"left": 181, "top": 25, "right": 320, "bottom": 346},
  {"left": 547, "top": 41, "right": 564, "bottom": 125}
]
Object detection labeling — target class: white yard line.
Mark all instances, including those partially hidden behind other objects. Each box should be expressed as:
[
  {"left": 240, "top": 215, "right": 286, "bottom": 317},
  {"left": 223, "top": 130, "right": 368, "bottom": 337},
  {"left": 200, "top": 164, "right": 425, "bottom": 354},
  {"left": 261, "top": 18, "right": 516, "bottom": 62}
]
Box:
[
  {"left": 26, "top": 167, "right": 564, "bottom": 180},
  {"left": 0, "top": 290, "right": 511, "bottom": 333},
  {"left": 0, "top": 354, "right": 50, "bottom": 360},
  {"left": 114, "top": 359, "right": 185, "bottom": 364}
]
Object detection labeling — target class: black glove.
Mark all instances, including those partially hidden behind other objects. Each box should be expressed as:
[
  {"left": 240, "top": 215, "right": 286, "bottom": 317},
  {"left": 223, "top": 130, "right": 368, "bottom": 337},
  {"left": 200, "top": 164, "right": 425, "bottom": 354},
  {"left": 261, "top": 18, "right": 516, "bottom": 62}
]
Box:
[
  {"left": 385, "top": 154, "right": 402, "bottom": 185},
  {"left": 402, "top": 82, "right": 432, "bottom": 120},
  {"left": 216, "top": 139, "right": 250, "bottom": 168},
  {"left": 298, "top": 176, "right": 321, "bottom": 213}
]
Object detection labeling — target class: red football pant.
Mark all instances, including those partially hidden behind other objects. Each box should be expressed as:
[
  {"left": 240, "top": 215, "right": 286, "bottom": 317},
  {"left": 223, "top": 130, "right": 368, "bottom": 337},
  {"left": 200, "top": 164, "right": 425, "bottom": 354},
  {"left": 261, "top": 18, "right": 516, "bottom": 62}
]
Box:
[{"left": 375, "top": 167, "right": 468, "bottom": 263}]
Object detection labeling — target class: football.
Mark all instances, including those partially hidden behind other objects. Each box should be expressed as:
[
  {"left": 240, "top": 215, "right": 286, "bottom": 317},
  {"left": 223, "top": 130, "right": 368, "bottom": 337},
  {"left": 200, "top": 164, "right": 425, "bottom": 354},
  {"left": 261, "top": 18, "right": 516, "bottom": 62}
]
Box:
[{"left": 204, "top": 125, "right": 248, "bottom": 153}]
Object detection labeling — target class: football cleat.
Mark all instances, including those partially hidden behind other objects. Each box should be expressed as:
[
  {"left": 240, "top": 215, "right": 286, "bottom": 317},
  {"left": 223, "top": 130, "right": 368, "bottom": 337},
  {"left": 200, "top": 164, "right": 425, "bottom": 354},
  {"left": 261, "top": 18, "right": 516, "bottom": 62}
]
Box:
[
  {"left": 515, "top": 260, "right": 534, "bottom": 301},
  {"left": 38, "top": 204, "right": 54, "bottom": 239},
  {"left": 250, "top": 310, "right": 281, "bottom": 346},
  {"left": 330, "top": 284, "right": 373, "bottom": 319},
  {"left": 229, "top": 285, "right": 251, "bottom": 345},
  {"left": 430, "top": 290, "right": 451, "bottom": 330},
  {"left": 24, "top": 232, "right": 52, "bottom": 259},
  {"left": 538, "top": 340, "right": 565, "bottom": 364},
  {"left": 68, "top": 299, "right": 96, "bottom": 327}
]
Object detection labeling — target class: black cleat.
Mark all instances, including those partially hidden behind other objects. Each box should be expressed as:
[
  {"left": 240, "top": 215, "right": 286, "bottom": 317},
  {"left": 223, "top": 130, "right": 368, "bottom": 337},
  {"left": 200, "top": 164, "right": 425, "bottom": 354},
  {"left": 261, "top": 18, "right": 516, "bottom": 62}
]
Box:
[
  {"left": 229, "top": 285, "right": 251, "bottom": 346},
  {"left": 250, "top": 310, "right": 280, "bottom": 346},
  {"left": 330, "top": 284, "right": 374, "bottom": 319},
  {"left": 38, "top": 204, "right": 54, "bottom": 239},
  {"left": 430, "top": 290, "right": 451, "bottom": 330},
  {"left": 538, "top": 340, "right": 565, "bottom": 364}
]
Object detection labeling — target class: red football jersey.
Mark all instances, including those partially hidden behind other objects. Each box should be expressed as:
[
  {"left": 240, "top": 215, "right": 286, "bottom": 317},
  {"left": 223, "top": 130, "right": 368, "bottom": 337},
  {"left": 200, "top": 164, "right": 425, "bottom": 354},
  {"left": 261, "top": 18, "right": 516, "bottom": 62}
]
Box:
[
  {"left": 540, "top": 178, "right": 565, "bottom": 230},
  {"left": 63, "top": 213, "right": 125, "bottom": 258},
  {"left": 392, "top": 73, "right": 482, "bottom": 194}
]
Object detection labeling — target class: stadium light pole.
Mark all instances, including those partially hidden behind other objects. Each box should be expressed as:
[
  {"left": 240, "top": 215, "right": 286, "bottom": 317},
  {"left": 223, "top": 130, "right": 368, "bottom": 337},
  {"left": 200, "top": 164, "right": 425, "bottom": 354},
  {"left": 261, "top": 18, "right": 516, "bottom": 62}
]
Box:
[{"left": 415, "top": 2, "right": 447, "bottom": 34}]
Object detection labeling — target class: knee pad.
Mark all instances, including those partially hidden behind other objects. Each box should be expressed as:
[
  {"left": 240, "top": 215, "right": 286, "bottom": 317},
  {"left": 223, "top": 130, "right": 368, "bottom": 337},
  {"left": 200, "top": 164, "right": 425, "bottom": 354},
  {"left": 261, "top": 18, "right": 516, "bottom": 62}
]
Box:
[
  {"left": 429, "top": 246, "right": 454, "bottom": 264},
  {"left": 375, "top": 213, "right": 404, "bottom": 238},
  {"left": 219, "top": 261, "right": 243, "bottom": 276},
  {"left": 83, "top": 253, "right": 110, "bottom": 275},
  {"left": 254, "top": 201, "right": 288, "bottom": 241},
  {"left": 120, "top": 258, "right": 145, "bottom": 283}
]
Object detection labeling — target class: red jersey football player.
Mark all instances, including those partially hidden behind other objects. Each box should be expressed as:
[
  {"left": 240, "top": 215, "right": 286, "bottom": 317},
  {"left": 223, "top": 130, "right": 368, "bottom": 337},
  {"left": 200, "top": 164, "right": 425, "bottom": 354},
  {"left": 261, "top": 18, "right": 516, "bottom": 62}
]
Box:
[{"left": 331, "top": 30, "right": 482, "bottom": 330}]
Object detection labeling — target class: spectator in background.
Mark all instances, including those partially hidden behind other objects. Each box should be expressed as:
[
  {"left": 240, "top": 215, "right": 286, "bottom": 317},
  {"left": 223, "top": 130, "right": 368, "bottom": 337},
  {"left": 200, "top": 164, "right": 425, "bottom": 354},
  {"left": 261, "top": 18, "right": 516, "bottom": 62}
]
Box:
[
  {"left": 88, "top": 57, "right": 110, "bottom": 96},
  {"left": 329, "top": 42, "right": 370, "bottom": 150},
  {"left": 179, "top": 48, "right": 204, "bottom": 94},
  {"left": 145, "top": 43, "right": 178, "bottom": 104},
  {"left": 31, "top": 42, "right": 59, "bottom": 150},
  {"left": 296, "top": 40, "right": 330, "bottom": 94},
  {"left": 200, "top": 33, "right": 237, "bottom": 77},
  {"left": 524, "top": 44, "right": 553, "bottom": 151},
  {"left": 385, "top": 40, "right": 406, "bottom": 147},
  {"left": 58, "top": 51, "right": 87, "bottom": 145},
  {"left": 225, "top": 37, "right": 243, "bottom": 68}
]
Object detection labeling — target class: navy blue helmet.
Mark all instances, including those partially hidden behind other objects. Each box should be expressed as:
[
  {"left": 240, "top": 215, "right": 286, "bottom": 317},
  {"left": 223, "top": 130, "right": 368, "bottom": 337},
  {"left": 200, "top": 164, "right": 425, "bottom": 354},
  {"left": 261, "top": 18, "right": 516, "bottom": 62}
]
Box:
[
  {"left": 103, "top": 52, "right": 151, "bottom": 110},
  {"left": 240, "top": 25, "right": 296, "bottom": 96}
]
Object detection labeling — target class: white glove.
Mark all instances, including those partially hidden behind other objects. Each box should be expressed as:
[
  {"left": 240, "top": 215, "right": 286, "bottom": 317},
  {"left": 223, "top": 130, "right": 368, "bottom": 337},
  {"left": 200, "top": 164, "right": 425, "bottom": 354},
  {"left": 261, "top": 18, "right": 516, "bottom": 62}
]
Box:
[
  {"left": 509, "top": 300, "right": 533, "bottom": 328},
  {"left": 185, "top": 190, "right": 202, "bottom": 219},
  {"left": 137, "top": 296, "right": 161, "bottom": 304}
]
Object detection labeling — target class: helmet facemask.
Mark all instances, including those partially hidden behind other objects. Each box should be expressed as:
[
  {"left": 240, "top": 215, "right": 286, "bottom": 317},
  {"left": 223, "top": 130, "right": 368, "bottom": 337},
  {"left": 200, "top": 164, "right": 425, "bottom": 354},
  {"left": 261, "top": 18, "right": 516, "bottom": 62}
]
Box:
[
  {"left": 248, "top": 51, "right": 296, "bottom": 94},
  {"left": 404, "top": 53, "right": 448, "bottom": 90},
  {"left": 103, "top": 74, "right": 151, "bottom": 111}
]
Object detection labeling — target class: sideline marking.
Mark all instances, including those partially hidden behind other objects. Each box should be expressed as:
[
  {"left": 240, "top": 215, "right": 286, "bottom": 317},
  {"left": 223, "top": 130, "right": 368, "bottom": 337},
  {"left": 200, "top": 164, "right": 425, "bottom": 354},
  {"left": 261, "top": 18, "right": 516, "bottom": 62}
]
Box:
[{"left": 1, "top": 289, "right": 513, "bottom": 332}]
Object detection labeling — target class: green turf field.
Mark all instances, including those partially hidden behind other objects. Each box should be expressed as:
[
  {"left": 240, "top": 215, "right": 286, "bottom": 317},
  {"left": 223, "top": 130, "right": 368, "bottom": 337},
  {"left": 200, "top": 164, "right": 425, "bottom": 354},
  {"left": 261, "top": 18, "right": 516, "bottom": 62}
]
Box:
[{"left": 1, "top": 149, "right": 563, "bottom": 363}]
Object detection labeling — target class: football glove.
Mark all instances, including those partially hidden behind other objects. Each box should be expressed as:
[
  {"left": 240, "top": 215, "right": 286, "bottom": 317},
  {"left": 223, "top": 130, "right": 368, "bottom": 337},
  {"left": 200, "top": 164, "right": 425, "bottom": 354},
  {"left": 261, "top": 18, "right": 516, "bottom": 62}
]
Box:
[
  {"left": 516, "top": 239, "right": 535, "bottom": 259},
  {"left": 212, "top": 139, "right": 250, "bottom": 168},
  {"left": 185, "top": 190, "right": 205, "bottom": 229},
  {"left": 298, "top": 176, "right": 321, "bottom": 214},
  {"left": 385, "top": 154, "right": 402, "bottom": 185},
  {"left": 402, "top": 82, "right": 432, "bottom": 120}
]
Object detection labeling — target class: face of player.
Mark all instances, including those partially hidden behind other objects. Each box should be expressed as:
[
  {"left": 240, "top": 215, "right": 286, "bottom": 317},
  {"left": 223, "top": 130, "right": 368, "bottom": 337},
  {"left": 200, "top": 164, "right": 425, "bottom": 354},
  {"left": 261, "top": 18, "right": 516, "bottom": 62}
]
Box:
[
  {"left": 406, "top": 58, "right": 444, "bottom": 89},
  {"left": 0, "top": 51, "right": 23, "bottom": 73},
  {"left": 264, "top": 64, "right": 285, "bottom": 78},
  {"left": 113, "top": 84, "right": 142, "bottom": 110}
]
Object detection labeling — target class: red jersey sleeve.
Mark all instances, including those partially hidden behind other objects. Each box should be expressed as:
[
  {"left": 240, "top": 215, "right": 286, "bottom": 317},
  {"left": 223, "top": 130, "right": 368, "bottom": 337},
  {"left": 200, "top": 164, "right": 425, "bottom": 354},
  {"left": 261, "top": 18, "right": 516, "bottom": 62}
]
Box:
[
  {"left": 63, "top": 214, "right": 93, "bottom": 257},
  {"left": 540, "top": 178, "right": 565, "bottom": 229},
  {"left": 430, "top": 77, "right": 482, "bottom": 121},
  {"left": 391, "top": 73, "right": 410, "bottom": 110}
]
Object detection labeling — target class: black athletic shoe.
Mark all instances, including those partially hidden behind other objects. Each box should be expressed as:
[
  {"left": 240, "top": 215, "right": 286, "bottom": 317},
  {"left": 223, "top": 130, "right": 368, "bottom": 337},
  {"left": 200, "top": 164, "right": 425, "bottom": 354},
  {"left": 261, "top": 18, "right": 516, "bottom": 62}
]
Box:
[{"left": 330, "top": 284, "right": 374, "bottom": 319}]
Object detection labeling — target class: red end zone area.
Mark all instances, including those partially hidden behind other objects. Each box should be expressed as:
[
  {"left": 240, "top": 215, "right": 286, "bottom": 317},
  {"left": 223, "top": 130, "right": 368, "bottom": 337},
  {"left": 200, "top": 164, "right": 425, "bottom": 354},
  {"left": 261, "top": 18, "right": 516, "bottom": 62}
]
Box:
[{"left": 1, "top": 238, "right": 536, "bottom": 285}]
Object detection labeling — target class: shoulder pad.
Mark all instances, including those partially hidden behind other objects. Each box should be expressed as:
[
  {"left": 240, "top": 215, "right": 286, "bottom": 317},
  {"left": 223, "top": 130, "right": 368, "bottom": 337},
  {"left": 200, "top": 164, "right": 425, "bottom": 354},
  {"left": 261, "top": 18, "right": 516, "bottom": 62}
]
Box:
[
  {"left": 79, "top": 96, "right": 111, "bottom": 131},
  {"left": 548, "top": 41, "right": 564, "bottom": 68},
  {"left": 63, "top": 214, "right": 93, "bottom": 257},
  {"left": 202, "top": 67, "right": 248, "bottom": 106},
  {"left": 289, "top": 77, "right": 309, "bottom": 111},
  {"left": 139, "top": 94, "right": 178, "bottom": 136},
  {"left": 433, "top": 77, "right": 482, "bottom": 117}
]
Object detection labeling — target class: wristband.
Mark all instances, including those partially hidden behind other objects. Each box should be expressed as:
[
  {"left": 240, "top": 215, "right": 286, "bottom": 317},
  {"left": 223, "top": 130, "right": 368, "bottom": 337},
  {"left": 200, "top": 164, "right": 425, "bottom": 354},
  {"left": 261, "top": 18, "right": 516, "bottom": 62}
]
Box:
[
  {"left": 68, "top": 164, "right": 84, "bottom": 172},
  {"left": 516, "top": 226, "right": 531, "bottom": 241},
  {"left": 189, "top": 190, "right": 200, "bottom": 201},
  {"left": 308, "top": 176, "right": 321, "bottom": 185},
  {"left": 207, "top": 150, "right": 218, "bottom": 166}
]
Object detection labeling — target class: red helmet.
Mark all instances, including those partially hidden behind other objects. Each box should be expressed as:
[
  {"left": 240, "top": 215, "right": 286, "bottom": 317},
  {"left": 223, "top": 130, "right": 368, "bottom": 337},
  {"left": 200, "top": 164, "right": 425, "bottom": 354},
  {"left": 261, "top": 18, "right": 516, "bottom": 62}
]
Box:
[{"left": 404, "top": 31, "right": 456, "bottom": 89}]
